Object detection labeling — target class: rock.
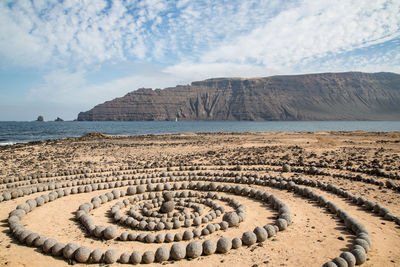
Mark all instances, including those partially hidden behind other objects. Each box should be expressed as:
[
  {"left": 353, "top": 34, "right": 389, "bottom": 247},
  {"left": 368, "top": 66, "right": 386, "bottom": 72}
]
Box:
[
  {"left": 165, "top": 232, "right": 174, "bottom": 243},
  {"left": 351, "top": 249, "right": 366, "bottom": 265},
  {"left": 275, "top": 218, "right": 288, "bottom": 231},
  {"left": 119, "top": 252, "right": 131, "bottom": 264},
  {"left": 51, "top": 242, "right": 65, "bottom": 256},
  {"left": 163, "top": 191, "right": 173, "bottom": 201},
  {"left": 264, "top": 224, "right": 276, "bottom": 237},
  {"left": 333, "top": 256, "right": 349, "bottom": 267},
  {"left": 202, "top": 240, "right": 217, "bottom": 255},
  {"left": 36, "top": 116, "right": 44, "bottom": 122},
  {"left": 183, "top": 230, "right": 194, "bottom": 240},
  {"left": 54, "top": 117, "right": 64, "bottom": 122},
  {"left": 89, "top": 249, "right": 103, "bottom": 263},
  {"left": 217, "top": 237, "right": 232, "bottom": 254},
  {"left": 145, "top": 233, "right": 155, "bottom": 243},
  {"left": 254, "top": 226, "right": 268, "bottom": 242},
  {"left": 142, "top": 251, "right": 155, "bottom": 264},
  {"left": 340, "top": 251, "right": 356, "bottom": 267},
  {"left": 130, "top": 251, "right": 142, "bottom": 264},
  {"left": 242, "top": 231, "right": 257, "bottom": 246},
  {"left": 155, "top": 246, "right": 170, "bottom": 262},
  {"left": 222, "top": 212, "right": 240, "bottom": 227},
  {"left": 103, "top": 225, "right": 117, "bottom": 240},
  {"left": 282, "top": 164, "right": 291, "bottom": 172},
  {"left": 232, "top": 237, "right": 242, "bottom": 249},
  {"left": 170, "top": 243, "right": 186, "bottom": 260},
  {"left": 33, "top": 235, "right": 47, "bottom": 247},
  {"left": 74, "top": 246, "right": 91, "bottom": 263},
  {"left": 93, "top": 225, "right": 105, "bottom": 238},
  {"left": 186, "top": 241, "right": 202, "bottom": 258},
  {"left": 42, "top": 238, "right": 57, "bottom": 253},
  {"left": 25, "top": 233, "right": 39, "bottom": 246},
  {"left": 104, "top": 249, "right": 118, "bottom": 264},
  {"left": 354, "top": 238, "right": 370, "bottom": 252},
  {"left": 160, "top": 200, "right": 175, "bottom": 213},
  {"left": 63, "top": 243, "right": 79, "bottom": 260}
]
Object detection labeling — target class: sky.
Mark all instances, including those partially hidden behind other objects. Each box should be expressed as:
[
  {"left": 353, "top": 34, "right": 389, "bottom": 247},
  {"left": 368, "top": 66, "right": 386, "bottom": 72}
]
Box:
[{"left": 0, "top": 0, "right": 399, "bottom": 121}]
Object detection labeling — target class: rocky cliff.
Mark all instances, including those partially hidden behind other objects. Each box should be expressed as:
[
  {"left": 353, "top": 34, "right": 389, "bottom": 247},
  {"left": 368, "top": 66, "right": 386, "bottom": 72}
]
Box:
[{"left": 77, "top": 72, "right": 400, "bottom": 121}]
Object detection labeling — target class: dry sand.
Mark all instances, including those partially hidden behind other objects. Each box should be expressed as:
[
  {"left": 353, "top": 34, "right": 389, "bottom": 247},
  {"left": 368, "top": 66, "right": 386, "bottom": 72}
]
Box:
[{"left": 0, "top": 132, "right": 399, "bottom": 267}]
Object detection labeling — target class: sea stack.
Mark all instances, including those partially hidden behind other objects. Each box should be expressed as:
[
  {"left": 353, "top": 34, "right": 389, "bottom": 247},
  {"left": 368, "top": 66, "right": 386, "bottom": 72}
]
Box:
[{"left": 36, "top": 116, "right": 44, "bottom": 122}]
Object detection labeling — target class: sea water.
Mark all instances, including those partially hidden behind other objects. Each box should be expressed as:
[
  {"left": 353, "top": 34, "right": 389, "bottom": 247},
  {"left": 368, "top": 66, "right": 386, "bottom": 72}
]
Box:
[{"left": 0, "top": 121, "right": 399, "bottom": 146}]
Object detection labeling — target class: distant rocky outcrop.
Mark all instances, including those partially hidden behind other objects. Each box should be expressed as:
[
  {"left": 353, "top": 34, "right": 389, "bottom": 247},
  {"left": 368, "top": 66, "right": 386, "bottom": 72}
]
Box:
[
  {"left": 36, "top": 116, "right": 44, "bottom": 122},
  {"left": 54, "top": 117, "right": 64, "bottom": 122},
  {"left": 77, "top": 72, "right": 400, "bottom": 121}
]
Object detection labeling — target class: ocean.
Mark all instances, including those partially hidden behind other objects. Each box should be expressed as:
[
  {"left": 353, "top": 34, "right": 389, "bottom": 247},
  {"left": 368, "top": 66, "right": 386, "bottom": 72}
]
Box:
[{"left": 0, "top": 121, "right": 399, "bottom": 146}]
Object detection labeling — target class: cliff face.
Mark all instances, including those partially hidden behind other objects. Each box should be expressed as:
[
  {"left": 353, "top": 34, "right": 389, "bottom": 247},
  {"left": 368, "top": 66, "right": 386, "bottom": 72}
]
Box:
[{"left": 77, "top": 72, "right": 400, "bottom": 121}]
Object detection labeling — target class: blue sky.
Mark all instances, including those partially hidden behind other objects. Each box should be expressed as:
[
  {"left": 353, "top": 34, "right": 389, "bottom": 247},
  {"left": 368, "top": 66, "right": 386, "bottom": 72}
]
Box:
[{"left": 0, "top": 0, "right": 399, "bottom": 121}]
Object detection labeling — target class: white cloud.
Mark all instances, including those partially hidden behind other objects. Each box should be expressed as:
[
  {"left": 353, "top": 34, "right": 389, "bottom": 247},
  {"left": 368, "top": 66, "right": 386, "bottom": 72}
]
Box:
[
  {"left": 201, "top": 0, "right": 400, "bottom": 69},
  {"left": 1, "top": 0, "right": 398, "bottom": 72}
]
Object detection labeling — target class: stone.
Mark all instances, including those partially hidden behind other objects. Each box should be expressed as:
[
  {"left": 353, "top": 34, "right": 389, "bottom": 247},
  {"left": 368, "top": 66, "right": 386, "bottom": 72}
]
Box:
[
  {"left": 333, "top": 257, "right": 349, "bottom": 267},
  {"left": 232, "top": 237, "right": 242, "bottom": 249},
  {"left": 119, "top": 252, "right": 131, "bottom": 264},
  {"left": 75, "top": 246, "right": 91, "bottom": 263},
  {"left": 88, "top": 249, "right": 102, "bottom": 263},
  {"left": 170, "top": 243, "right": 186, "bottom": 260},
  {"left": 51, "top": 242, "right": 65, "bottom": 256},
  {"left": 275, "top": 218, "right": 288, "bottom": 231},
  {"left": 104, "top": 249, "right": 118, "bottom": 264},
  {"left": 202, "top": 239, "right": 217, "bottom": 255},
  {"left": 254, "top": 226, "right": 268, "bottom": 242},
  {"left": 103, "top": 225, "right": 117, "bottom": 240},
  {"left": 155, "top": 246, "right": 170, "bottom": 262},
  {"left": 160, "top": 200, "right": 175, "bottom": 213},
  {"left": 130, "top": 251, "right": 142, "bottom": 264},
  {"left": 186, "top": 241, "right": 202, "bottom": 258},
  {"left": 242, "top": 231, "right": 257, "bottom": 246},
  {"left": 142, "top": 251, "right": 155, "bottom": 264},
  {"left": 183, "top": 230, "right": 194, "bottom": 240},
  {"left": 222, "top": 212, "right": 240, "bottom": 227},
  {"left": 340, "top": 251, "right": 356, "bottom": 267},
  {"left": 42, "top": 238, "right": 57, "bottom": 253},
  {"left": 351, "top": 249, "right": 366, "bottom": 265},
  {"left": 216, "top": 237, "right": 232, "bottom": 254},
  {"left": 63, "top": 243, "right": 79, "bottom": 260}
]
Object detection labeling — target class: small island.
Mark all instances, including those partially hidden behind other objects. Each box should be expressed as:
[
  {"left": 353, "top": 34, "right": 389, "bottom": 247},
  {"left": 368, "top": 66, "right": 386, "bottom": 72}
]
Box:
[
  {"left": 55, "top": 117, "right": 64, "bottom": 122},
  {"left": 36, "top": 115, "right": 44, "bottom": 122}
]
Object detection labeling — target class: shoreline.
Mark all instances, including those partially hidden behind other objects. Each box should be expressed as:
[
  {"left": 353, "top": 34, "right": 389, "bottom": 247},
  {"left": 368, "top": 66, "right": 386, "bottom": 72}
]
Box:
[
  {"left": 1, "top": 129, "right": 400, "bottom": 148},
  {"left": 1, "top": 121, "right": 400, "bottom": 147}
]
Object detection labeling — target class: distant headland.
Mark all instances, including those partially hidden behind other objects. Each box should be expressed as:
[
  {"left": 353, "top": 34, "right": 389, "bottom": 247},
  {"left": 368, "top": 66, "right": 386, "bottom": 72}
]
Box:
[{"left": 77, "top": 72, "right": 400, "bottom": 121}]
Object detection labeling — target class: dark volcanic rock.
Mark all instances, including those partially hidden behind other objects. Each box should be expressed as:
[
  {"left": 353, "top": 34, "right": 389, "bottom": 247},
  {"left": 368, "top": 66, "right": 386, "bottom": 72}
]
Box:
[
  {"left": 36, "top": 116, "right": 44, "bottom": 122},
  {"left": 54, "top": 117, "right": 64, "bottom": 122},
  {"left": 77, "top": 72, "right": 400, "bottom": 121}
]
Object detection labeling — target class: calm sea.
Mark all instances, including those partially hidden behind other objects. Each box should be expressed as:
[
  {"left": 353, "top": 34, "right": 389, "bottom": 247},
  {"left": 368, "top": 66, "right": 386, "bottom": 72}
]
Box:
[{"left": 0, "top": 121, "right": 399, "bottom": 146}]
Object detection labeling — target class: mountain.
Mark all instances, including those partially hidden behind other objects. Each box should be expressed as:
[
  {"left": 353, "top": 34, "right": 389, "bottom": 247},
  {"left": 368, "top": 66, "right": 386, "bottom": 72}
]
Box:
[{"left": 77, "top": 72, "right": 400, "bottom": 121}]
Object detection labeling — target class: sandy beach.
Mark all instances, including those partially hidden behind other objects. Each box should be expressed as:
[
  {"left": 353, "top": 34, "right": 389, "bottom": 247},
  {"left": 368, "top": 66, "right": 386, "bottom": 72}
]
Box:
[{"left": 0, "top": 131, "right": 399, "bottom": 267}]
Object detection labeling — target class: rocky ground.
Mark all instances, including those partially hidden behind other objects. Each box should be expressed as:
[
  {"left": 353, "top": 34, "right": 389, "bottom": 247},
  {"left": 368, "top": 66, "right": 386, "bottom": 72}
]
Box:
[{"left": 0, "top": 131, "right": 399, "bottom": 267}]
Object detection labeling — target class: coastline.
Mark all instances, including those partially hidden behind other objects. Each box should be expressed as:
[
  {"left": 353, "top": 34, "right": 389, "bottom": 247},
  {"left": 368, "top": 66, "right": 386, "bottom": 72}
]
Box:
[{"left": 1, "top": 121, "right": 400, "bottom": 146}]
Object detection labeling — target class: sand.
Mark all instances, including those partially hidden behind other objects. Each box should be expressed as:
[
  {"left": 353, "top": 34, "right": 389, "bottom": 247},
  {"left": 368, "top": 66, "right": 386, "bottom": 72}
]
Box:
[{"left": 0, "top": 131, "right": 399, "bottom": 267}]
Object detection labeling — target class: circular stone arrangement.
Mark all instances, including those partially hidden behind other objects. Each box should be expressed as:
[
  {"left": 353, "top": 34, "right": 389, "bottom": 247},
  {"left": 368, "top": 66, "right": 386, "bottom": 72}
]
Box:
[
  {"left": 3, "top": 154, "right": 400, "bottom": 266},
  {"left": 7, "top": 174, "right": 294, "bottom": 265}
]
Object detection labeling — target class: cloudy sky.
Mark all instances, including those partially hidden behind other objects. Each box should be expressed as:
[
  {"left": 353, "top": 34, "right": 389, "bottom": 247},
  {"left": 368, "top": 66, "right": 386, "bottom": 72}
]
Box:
[{"left": 1, "top": 0, "right": 399, "bottom": 121}]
